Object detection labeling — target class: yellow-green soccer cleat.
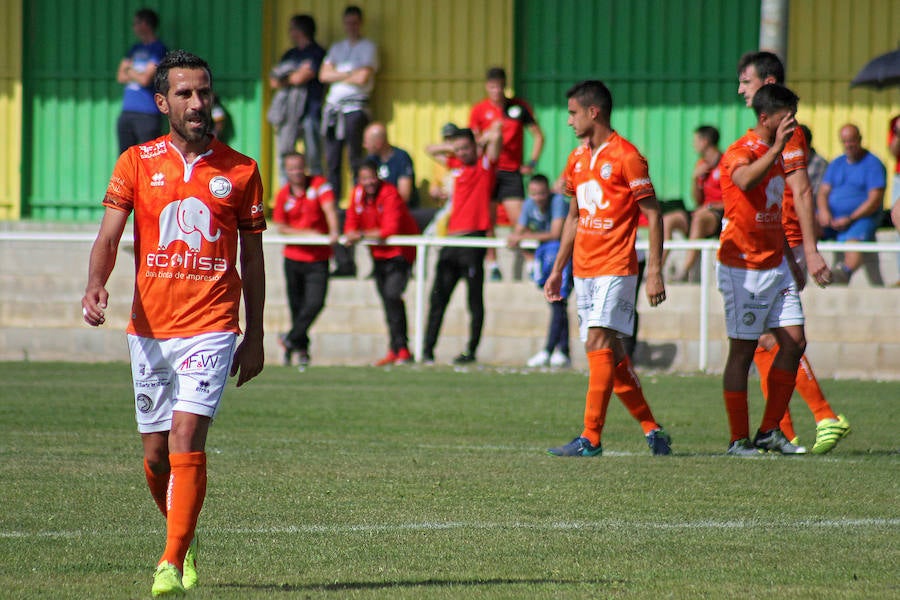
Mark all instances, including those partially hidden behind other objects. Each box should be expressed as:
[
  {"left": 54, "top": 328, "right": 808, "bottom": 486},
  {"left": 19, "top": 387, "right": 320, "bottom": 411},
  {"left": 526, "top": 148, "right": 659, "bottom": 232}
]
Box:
[
  {"left": 151, "top": 561, "right": 185, "bottom": 597},
  {"left": 812, "top": 414, "right": 851, "bottom": 454},
  {"left": 182, "top": 536, "right": 199, "bottom": 590}
]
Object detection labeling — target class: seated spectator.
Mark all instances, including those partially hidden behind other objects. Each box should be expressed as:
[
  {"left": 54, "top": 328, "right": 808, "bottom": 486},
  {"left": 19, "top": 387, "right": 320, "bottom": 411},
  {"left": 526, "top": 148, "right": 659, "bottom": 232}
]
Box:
[
  {"left": 663, "top": 125, "right": 723, "bottom": 282},
  {"left": 507, "top": 174, "right": 571, "bottom": 368},
  {"left": 343, "top": 160, "right": 420, "bottom": 366},
  {"left": 817, "top": 124, "right": 886, "bottom": 285},
  {"left": 889, "top": 113, "right": 900, "bottom": 284}
]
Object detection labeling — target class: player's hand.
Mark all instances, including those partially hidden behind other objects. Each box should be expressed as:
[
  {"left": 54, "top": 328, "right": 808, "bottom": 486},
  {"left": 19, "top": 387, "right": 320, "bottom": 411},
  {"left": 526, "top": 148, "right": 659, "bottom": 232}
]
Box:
[
  {"left": 81, "top": 286, "right": 109, "bottom": 327},
  {"left": 230, "top": 334, "right": 264, "bottom": 387},
  {"left": 806, "top": 252, "right": 832, "bottom": 288},
  {"left": 773, "top": 114, "right": 797, "bottom": 153},
  {"left": 543, "top": 271, "right": 563, "bottom": 303},
  {"left": 519, "top": 164, "right": 534, "bottom": 175},
  {"left": 693, "top": 162, "right": 711, "bottom": 179},
  {"left": 831, "top": 216, "right": 851, "bottom": 231},
  {"left": 644, "top": 272, "right": 666, "bottom": 307}
]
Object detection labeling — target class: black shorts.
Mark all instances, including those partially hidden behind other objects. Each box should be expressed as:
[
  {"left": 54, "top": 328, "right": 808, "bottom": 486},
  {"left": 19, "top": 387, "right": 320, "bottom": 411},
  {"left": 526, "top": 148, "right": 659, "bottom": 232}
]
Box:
[{"left": 492, "top": 170, "right": 525, "bottom": 201}]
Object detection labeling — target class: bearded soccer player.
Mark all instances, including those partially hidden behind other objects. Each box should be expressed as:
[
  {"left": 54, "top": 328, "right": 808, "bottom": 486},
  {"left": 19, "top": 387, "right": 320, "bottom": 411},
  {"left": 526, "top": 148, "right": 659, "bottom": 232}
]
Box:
[
  {"left": 545, "top": 80, "right": 671, "bottom": 457},
  {"left": 82, "top": 50, "right": 266, "bottom": 597},
  {"left": 737, "top": 51, "right": 849, "bottom": 454}
]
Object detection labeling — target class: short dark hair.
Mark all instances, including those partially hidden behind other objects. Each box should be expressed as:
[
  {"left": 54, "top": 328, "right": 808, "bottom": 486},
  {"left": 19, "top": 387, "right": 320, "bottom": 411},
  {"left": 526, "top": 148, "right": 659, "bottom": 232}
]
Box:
[
  {"left": 737, "top": 51, "right": 785, "bottom": 84},
  {"left": 566, "top": 80, "right": 613, "bottom": 121},
  {"left": 134, "top": 8, "right": 159, "bottom": 31},
  {"left": 154, "top": 50, "right": 212, "bottom": 95},
  {"left": 449, "top": 128, "right": 476, "bottom": 144},
  {"left": 799, "top": 124, "right": 813, "bottom": 146},
  {"left": 282, "top": 151, "right": 305, "bottom": 161},
  {"left": 344, "top": 5, "right": 363, "bottom": 19},
  {"left": 529, "top": 174, "right": 550, "bottom": 188},
  {"left": 486, "top": 67, "right": 506, "bottom": 82},
  {"left": 359, "top": 157, "right": 381, "bottom": 175},
  {"left": 694, "top": 125, "right": 720, "bottom": 146},
  {"left": 289, "top": 14, "right": 316, "bottom": 39},
  {"left": 751, "top": 83, "right": 798, "bottom": 117}
]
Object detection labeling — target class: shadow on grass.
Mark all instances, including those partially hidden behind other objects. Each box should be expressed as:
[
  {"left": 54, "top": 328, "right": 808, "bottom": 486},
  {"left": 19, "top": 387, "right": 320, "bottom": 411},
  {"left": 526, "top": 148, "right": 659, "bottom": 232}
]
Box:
[{"left": 218, "top": 576, "right": 624, "bottom": 593}]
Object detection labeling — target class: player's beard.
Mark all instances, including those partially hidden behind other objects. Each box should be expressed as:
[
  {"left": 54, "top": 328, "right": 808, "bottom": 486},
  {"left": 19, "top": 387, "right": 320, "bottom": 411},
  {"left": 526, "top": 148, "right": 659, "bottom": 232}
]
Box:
[{"left": 171, "top": 110, "right": 212, "bottom": 144}]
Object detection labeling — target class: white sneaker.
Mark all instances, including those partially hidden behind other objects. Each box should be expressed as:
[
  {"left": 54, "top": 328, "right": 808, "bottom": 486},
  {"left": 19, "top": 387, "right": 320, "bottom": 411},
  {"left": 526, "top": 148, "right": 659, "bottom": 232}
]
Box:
[
  {"left": 526, "top": 350, "right": 551, "bottom": 367},
  {"left": 549, "top": 350, "right": 571, "bottom": 368}
]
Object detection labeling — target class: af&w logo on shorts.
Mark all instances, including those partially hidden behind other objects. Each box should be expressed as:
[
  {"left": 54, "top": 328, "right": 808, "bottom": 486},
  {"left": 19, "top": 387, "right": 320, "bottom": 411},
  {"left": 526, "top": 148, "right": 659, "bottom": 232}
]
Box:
[{"left": 136, "top": 393, "right": 154, "bottom": 413}]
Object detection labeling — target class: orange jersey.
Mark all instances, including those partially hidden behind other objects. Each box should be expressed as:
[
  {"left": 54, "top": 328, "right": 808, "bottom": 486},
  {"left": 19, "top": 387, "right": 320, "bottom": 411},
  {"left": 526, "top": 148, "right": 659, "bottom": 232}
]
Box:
[
  {"left": 104, "top": 135, "right": 266, "bottom": 338},
  {"left": 564, "top": 132, "right": 655, "bottom": 277},
  {"left": 718, "top": 129, "right": 786, "bottom": 270},
  {"left": 780, "top": 126, "right": 809, "bottom": 247}
]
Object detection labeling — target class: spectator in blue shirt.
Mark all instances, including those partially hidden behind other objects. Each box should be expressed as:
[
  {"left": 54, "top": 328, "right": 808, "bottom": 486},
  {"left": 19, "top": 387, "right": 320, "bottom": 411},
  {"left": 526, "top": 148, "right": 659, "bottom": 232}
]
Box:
[
  {"left": 507, "top": 174, "right": 572, "bottom": 368},
  {"left": 115, "top": 9, "right": 167, "bottom": 154},
  {"left": 817, "top": 124, "right": 886, "bottom": 284}
]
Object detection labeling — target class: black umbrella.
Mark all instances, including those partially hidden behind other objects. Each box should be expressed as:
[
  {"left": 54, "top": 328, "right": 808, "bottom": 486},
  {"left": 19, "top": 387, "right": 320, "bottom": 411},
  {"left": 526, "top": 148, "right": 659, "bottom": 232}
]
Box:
[{"left": 851, "top": 48, "right": 900, "bottom": 89}]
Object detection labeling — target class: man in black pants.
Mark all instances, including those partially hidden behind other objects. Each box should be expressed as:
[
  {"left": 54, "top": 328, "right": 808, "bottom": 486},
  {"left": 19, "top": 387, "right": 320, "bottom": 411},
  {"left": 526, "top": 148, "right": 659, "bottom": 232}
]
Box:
[{"left": 423, "top": 124, "right": 502, "bottom": 364}]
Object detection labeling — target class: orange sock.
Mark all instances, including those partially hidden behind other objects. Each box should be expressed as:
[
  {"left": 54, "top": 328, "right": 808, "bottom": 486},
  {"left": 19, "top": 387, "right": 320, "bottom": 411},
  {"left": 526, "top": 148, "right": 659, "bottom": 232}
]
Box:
[
  {"left": 753, "top": 345, "right": 775, "bottom": 398},
  {"left": 723, "top": 390, "right": 750, "bottom": 442},
  {"left": 613, "top": 355, "right": 658, "bottom": 435},
  {"left": 143, "top": 458, "right": 169, "bottom": 517},
  {"left": 795, "top": 355, "right": 837, "bottom": 422},
  {"left": 760, "top": 366, "right": 797, "bottom": 433},
  {"left": 779, "top": 406, "right": 797, "bottom": 441},
  {"left": 159, "top": 452, "right": 207, "bottom": 571},
  {"left": 581, "top": 349, "right": 614, "bottom": 447}
]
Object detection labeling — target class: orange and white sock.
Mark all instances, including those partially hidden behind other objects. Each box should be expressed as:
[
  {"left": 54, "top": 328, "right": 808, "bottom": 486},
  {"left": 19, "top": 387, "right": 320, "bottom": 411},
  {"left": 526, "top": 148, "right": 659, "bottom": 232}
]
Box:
[
  {"left": 581, "top": 349, "right": 614, "bottom": 447},
  {"left": 613, "top": 355, "right": 658, "bottom": 434},
  {"left": 143, "top": 458, "right": 169, "bottom": 517},
  {"left": 159, "top": 451, "right": 207, "bottom": 571}
]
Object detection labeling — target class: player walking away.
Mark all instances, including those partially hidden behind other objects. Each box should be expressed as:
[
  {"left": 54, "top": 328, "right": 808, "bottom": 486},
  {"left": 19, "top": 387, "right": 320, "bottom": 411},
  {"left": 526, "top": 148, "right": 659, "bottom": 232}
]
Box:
[
  {"left": 718, "top": 83, "right": 811, "bottom": 457},
  {"left": 737, "top": 51, "right": 849, "bottom": 454},
  {"left": 545, "top": 80, "right": 671, "bottom": 457},
  {"left": 82, "top": 50, "right": 266, "bottom": 597}
]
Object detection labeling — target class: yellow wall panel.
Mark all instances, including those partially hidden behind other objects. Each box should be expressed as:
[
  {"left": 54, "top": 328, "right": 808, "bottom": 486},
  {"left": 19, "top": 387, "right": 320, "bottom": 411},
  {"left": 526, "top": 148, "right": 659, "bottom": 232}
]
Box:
[
  {"left": 265, "top": 0, "right": 513, "bottom": 203},
  {"left": 0, "top": 0, "right": 22, "bottom": 219},
  {"left": 788, "top": 0, "right": 900, "bottom": 205}
]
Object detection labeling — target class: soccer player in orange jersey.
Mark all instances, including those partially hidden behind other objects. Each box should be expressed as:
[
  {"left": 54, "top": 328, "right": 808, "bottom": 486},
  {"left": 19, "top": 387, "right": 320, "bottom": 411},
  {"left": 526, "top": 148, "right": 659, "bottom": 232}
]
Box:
[
  {"left": 718, "top": 83, "right": 812, "bottom": 456},
  {"left": 81, "top": 50, "right": 266, "bottom": 596},
  {"left": 737, "top": 51, "right": 849, "bottom": 454},
  {"left": 545, "top": 80, "right": 671, "bottom": 457}
]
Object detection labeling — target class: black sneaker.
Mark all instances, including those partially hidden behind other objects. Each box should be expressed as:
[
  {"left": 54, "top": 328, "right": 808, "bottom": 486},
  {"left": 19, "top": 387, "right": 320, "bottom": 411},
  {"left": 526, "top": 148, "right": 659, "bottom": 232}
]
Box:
[
  {"left": 277, "top": 333, "right": 294, "bottom": 366},
  {"left": 453, "top": 351, "right": 476, "bottom": 365},
  {"left": 297, "top": 350, "right": 310, "bottom": 368}
]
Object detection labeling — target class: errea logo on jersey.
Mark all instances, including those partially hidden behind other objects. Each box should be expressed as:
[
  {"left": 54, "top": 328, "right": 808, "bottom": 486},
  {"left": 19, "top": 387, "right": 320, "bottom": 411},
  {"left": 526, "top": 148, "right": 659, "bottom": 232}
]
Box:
[{"left": 150, "top": 173, "right": 165, "bottom": 187}]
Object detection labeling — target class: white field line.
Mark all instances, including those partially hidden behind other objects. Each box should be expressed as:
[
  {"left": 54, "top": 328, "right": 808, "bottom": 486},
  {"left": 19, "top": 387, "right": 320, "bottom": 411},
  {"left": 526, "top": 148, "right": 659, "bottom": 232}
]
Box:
[{"left": 3, "top": 518, "right": 898, "bottom": 539}]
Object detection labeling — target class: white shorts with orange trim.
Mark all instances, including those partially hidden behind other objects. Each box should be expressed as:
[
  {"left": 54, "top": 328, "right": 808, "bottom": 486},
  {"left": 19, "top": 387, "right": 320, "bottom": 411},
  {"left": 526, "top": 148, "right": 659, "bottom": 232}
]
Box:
[
  {"left": 574, "top": 274, "right": 638, "bottom": 341},
  {"left": 716, "top": 259, "right": 804, "bottom": 341},
  {"left": 127, "top": 331, "right": 237, "bottom": 433}
]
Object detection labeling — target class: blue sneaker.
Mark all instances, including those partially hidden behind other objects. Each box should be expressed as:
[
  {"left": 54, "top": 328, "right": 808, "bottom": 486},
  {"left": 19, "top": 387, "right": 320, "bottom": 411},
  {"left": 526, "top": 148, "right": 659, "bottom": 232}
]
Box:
[
  {"left": 548, "top": 436, "right": 602, "bottom": 457},
  {"left": 646, "top": 427, "right": 672, "bottom": 455}
]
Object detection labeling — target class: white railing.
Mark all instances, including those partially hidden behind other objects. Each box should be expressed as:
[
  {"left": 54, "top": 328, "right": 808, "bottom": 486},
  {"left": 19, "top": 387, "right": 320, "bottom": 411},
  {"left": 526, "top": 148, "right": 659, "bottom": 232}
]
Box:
[{"left": 2, "top": 230, "right": 898, "bottom": 371}]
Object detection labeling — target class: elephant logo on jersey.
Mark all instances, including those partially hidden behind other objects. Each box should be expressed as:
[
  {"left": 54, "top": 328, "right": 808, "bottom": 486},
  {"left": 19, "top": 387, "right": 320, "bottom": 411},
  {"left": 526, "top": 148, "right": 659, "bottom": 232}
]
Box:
[
  {"left": 157, "top": 197, "right": 221, "bottom": 251},
  {"left": 758, "top": 175, "right": 785, "bottom": 226},
  {"left": 576, "top": 179, "right": 610, "bottom": 217}
]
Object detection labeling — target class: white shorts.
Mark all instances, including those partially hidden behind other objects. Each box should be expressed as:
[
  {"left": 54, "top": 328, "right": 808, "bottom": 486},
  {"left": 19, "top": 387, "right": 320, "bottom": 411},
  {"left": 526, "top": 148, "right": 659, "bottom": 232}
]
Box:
[
  {"left": 716, "top": 260, "right": 804, "bottom": 341},
  {"left": 574, "top": 274, "right": 638, "bottom": 341},
  {"left": 127, "top": 331, "right": 237, "bottom": 433}
]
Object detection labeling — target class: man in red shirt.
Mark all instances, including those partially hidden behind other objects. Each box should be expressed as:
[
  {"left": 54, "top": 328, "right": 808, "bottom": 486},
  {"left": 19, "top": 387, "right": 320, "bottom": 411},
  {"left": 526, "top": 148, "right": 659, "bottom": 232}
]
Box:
[
  {"left": 423, "top": 124, "right": 502, "bottom": 364},
  {"left": 470, "top": 67, "right": 544, "bottom": 280},
  {"left": 344, "top": 159, "right": 420, "bottom": 365},
  {"left": 81, "top": 50, "right": 266, "bottom": 597},
  {"left": 272, "top": 151, "right": 339, "bottom": 367},
  {"left": 544, "top": 80, "right": 671, "bottom": 457}
]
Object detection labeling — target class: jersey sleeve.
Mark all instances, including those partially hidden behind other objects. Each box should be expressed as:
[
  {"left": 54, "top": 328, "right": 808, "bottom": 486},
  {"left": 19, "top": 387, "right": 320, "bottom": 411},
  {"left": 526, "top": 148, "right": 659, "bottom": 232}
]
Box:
[
  {"left": 344, "top": 187, "right": 362, "bottom": 232},
  {"left": 519, "top": 99, "right": 536, "bottom": 126},
  {"left": 378, "top": 186, "right": 404, "bottom": 238},
  {"left": 550, "top": 194, "right": 569, "bottom": 220},
  {"left": 563, "top": 155, "right": 576, "bottom": 197},
  {"left": 316, "top": 180, "right": 335, "bottom": 206},
  {"left": 621, "top": 151, "right": 655, "bottom": 201},
  {"left": 866, "top": 156, "right": 887, "bottom": 190},
  {"left": 782, "top": 128, "right": 809, "bottom": 175},
  {"left": 238, "top": 167, "right": 267, "bottom": 232},
  {"left": 103, "top": 149, "right": 137, "bottom": 213},
  {"left": 722, "top": 146, "right": 754, "bottom": 178}
]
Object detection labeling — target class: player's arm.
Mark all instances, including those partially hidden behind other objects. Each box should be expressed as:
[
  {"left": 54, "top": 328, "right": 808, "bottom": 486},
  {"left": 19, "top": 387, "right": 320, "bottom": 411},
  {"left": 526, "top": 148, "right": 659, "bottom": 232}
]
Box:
[
  {"left": 544, "top": 196, "right": 578, "bottom": 302},
  {"left": 319, "top": 61, "right": 347, "bottom": 84},
  {"left": 482, "top": 121, "right": 503, "bottom": 163},
  {"left": 231, "top": 231, "right": 265, "bottom": 387},
  {"left": 131, "top": 62, "right": 158, "bottom": 88},
  {"left": 785, "top": 168, "right": 830, "bottom": 286},
  {"left": 425, "top": 141, "right": 454, "bottom": 167},
  {"left": 732, "top": 116, "right": 796, "bottom": 191},
  {"left": 521, "top": 122, "right": 544, "bottom": 175},
  {"left": 638, "top": 195, "right": 666, "bottom": 307},
  {"left": 321, "top": 199, "right": 341, "bottom": 244},
  {"left": 396, "top": 175, "right": 414, "bottom": 204},
  {"left": 82, "top": 207, "right": 129, "bottom": 326},
  {"left": 816, "top": 182, "right": 833, "bottom": 227},
  {"left": 848, "top": 186, "right": 885, "bottom": 222},
  {"left": 287, "top": 60, "right": 316, "bottom": 86},
  {"left": 116, "top": 57, "right": 132, "bottom": 85},
  {"left": 345, "top": 66, "right": 374, "bottom": 86}
]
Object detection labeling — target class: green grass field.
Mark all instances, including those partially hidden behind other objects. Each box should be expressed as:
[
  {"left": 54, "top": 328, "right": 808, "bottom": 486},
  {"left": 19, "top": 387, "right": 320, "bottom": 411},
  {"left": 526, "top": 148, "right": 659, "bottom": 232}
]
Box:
[{"left": 1, "top": 362, "right": 897, "bottom": 599}]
